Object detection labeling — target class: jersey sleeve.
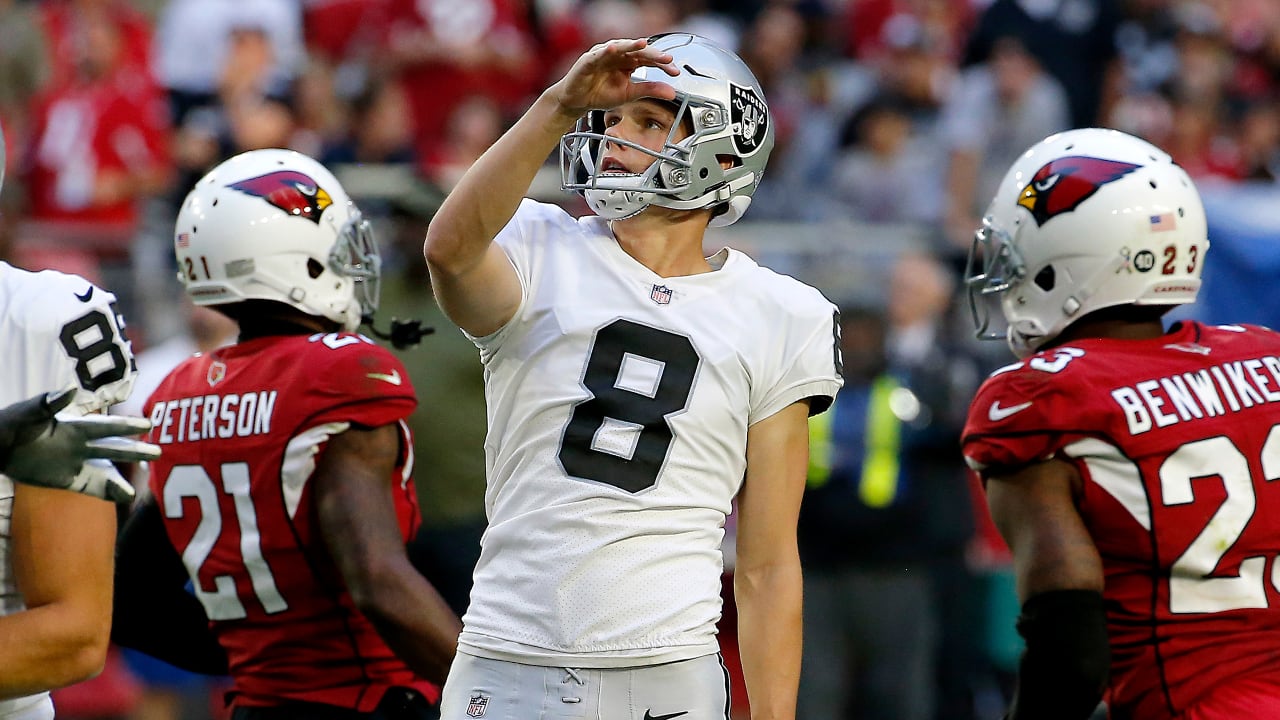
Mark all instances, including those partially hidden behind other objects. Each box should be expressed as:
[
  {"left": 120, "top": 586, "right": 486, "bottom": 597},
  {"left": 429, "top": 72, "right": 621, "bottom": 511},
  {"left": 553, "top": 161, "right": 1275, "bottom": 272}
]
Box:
[
  {"left": 298, "top": 334, "right": 417, "bottom": 429},
  {"left": 490, "top": 198, "right": 556, "bottom": 286},
  {"left": 18, "top": 271, "right": 138, "bottom": 415},
  {"left": 961, "top": 353, "right": 1094, "bottom": 474},
  {"left": 749, "top": 284, "right": 844, "bottom": 424},
  {"left": 472, "top": 199, "right": 578, "bottom": 355}
]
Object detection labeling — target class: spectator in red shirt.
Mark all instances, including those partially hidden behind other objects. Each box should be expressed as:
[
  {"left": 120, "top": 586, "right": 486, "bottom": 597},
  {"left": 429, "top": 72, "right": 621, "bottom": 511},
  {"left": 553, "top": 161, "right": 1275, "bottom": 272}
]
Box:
[
  {"left": 384, "top": 0, "right": 539, "bottom": 162},
  {"left": 39, "top": 0, "right": 152, "bottom": 90},
  {"left": 22, "top": 4, "right": 170, "bottom": 235}
]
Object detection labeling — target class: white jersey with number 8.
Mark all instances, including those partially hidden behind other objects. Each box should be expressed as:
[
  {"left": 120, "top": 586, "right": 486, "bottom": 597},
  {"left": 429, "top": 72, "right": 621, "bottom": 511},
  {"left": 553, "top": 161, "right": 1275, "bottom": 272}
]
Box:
[{"left": 458, "top": 200, "right": 842, "bottom": 667}]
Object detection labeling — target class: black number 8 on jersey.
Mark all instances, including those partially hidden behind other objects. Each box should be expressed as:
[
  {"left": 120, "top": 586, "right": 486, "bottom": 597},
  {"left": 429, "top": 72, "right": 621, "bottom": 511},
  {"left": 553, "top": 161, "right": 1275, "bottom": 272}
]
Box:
[
  {"left": 58, "top": 303, "right": 133, "bottom": 392},
  {"left": 558, "top": 319, "right": 700, "bottom": 493}
]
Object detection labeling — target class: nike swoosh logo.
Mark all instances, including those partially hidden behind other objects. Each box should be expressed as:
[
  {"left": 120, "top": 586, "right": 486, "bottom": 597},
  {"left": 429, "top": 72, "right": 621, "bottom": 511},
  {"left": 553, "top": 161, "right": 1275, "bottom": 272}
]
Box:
[
  {"left": 644, "top": 712, "right": 688, "bottom": 720},
  {"left": 74, "top": 287, "right": 94, "bottom": 302},
  {"left": 988, "top": 400, "right": 1033, "bottom": 422},
  {"left": 366, "top": 369, "right": 402, "bottom": 385}
]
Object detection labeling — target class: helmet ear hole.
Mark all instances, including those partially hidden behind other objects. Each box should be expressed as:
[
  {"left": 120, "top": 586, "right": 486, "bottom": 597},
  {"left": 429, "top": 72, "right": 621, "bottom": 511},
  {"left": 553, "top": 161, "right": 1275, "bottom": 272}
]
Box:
[
  {"left": 1034, "top": 265, "right": 1056, "bottom": 292},
  {"left": 307, "top": 258, "right": 325, "bottom": 279}
]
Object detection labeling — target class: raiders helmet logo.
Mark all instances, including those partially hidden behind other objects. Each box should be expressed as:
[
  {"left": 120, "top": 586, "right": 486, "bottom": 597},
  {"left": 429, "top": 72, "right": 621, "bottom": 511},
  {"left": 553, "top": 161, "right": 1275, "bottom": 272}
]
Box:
[
  {"left": 729, "top": 82, "right": 768, "bottom": 156},
  {"left": 1017, "top": 157, "right": 1141, "bottom": 227},
  {"left": 230, "top": 171, "right": 334, "bottom": 224}
]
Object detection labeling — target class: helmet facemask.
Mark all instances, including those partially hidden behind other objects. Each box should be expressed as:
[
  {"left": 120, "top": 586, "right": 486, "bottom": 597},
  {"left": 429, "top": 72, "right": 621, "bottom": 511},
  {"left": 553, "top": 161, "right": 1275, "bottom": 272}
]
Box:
[
  {"left": 965, "top": 217, "right": 1026, "bottom": 345},
  {"left": 328, "top": 209, "right": 381, "bottom": 325},
  {"left": 560, "top": 93, "right": 726, "bottom": 220}
]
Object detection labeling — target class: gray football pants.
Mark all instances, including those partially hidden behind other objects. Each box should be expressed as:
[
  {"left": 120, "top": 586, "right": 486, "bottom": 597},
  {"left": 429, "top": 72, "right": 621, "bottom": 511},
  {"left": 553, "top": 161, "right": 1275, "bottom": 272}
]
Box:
[{"left": 439, "top": 651, "right": 730, "bottom": 720}]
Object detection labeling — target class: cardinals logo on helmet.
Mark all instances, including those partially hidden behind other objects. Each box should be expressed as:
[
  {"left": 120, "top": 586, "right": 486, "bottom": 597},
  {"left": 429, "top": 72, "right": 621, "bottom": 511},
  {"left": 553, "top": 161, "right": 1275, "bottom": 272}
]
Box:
[
  {"left": 230, "top": 171, "right": 334, "bottom": 224},
  {"left": 1017, "top": 157, "right": 1141, "bottom": 227}
]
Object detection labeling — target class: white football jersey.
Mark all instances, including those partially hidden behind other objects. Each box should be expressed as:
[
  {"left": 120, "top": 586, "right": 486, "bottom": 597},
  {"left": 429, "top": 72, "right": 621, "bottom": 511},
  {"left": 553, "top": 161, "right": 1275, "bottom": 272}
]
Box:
[
  {"left": 0, "top": 262, "right": 136, "bottom": 719},
  {"left": 459, "top": 200, "right": 843, "bottom": 666}
]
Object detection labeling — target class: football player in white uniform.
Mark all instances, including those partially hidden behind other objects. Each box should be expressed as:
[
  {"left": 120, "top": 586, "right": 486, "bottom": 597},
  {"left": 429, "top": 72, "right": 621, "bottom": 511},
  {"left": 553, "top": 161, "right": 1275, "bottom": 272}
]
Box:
[
  {"left": 425, "top": 34, "right": 842, "bottom": 720},
  {"left": 0, "top": 262, "right": 144, "bottom": 713}
]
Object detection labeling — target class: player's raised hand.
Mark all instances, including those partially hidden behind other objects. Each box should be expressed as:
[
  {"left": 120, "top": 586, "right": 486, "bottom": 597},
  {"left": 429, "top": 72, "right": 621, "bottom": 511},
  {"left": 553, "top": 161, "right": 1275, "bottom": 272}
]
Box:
[
  {"left": 550, "top": 37, "right": 680, "bottom": 116},
  {"left": 0, "top": 387, "right": 160, "bottom": 503}
]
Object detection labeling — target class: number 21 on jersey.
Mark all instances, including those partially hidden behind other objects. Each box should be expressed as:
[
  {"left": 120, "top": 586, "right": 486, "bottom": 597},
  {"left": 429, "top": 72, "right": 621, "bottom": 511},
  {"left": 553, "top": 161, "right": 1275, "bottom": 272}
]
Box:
[{"left": 163, "top": 462, "right": 288, "bottom": 620}]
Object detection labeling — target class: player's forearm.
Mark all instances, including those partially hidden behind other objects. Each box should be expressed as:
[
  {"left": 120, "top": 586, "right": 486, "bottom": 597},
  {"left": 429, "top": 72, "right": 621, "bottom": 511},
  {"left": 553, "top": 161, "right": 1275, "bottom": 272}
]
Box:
[
  {"left": 0, "top": 605, "right": 109, "bottom": 698},
  {"left": 1004, "top": 590, "right": 1109, "bottom": 720},
  {"left": 424, "top": 90, "right": 578, "bottom": 276},
  {"left": 734, "top": 560, "right": 803, "bottom": 720},
  {"left": 351, "top": 561, "right": 461, "bottom": 684}
]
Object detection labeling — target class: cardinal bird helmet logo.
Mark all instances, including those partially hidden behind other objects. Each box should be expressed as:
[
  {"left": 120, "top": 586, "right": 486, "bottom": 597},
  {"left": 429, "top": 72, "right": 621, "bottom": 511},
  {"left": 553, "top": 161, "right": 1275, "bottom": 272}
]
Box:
[
  {"left": 229, "top": 170, "right": 334, "bottom": 224},
  {"left": 1017, "top": 157, "right": 1141, "bottom": 227}
]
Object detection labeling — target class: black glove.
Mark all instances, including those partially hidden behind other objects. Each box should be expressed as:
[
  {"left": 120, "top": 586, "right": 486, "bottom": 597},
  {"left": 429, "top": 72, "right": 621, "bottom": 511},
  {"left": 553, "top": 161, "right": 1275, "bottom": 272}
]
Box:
[{"left": 0, "top": 387, "right": 160, "bottom": 503}]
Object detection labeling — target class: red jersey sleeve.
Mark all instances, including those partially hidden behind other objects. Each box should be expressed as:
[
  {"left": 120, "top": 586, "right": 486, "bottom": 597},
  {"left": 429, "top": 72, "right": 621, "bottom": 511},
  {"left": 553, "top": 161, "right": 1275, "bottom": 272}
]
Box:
[{"left": 962, "top": 347, "right": 1108, "bottom": 474}]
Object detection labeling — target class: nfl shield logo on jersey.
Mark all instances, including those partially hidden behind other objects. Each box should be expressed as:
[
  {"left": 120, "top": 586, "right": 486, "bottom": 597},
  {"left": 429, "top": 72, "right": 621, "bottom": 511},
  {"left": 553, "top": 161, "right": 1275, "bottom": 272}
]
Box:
[
  {"left": 466, "top": 695, "right": 489, "bottom": 718},
  {"left": 207, "top": 360, "right": 227, "bottom": 387},
  {"left": 650, "top": 284, "right": 673, "bottom": 305}
]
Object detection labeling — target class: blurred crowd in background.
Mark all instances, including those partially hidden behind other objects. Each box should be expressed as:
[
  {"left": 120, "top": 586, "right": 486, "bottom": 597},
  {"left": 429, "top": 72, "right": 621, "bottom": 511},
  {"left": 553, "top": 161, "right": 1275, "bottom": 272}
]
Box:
[
  {"left": 1, "top": 0, "right": 1279, "bottom": 719},
  {"left": 5, "top": 0, "right": 1280, "bottom": 278}
]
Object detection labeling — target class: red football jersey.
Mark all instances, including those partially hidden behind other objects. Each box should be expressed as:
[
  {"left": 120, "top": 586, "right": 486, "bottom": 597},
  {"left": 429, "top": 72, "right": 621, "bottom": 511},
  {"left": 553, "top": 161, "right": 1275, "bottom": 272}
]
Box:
[
  {"left": 964, "top": 321, "right": 1280, "bottom": 720},
  {"left": 144, "top": 332, "right": 433, "bottom": 710},
  {"left": 25, "top": 74, "right": 170, "bottom": 228}
]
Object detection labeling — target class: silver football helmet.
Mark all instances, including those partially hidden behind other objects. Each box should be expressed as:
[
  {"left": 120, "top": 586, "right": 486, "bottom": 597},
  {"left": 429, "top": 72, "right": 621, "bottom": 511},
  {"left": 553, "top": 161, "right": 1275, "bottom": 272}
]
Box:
[
  {"left": 174, "top": 149, "right": 379, "bottom": 331},
  {"left": 965, "top": 128, "right": 1208, "bottom": 358},
  {"left": 560, "top": 33, "right": 774, "bottom": 227}
]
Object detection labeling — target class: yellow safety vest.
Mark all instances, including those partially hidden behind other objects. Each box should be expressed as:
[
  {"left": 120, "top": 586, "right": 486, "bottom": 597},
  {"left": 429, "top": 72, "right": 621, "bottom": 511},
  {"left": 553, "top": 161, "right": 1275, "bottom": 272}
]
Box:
[{"left": 806, "top": 375, "right": 903, "bottom": 508}]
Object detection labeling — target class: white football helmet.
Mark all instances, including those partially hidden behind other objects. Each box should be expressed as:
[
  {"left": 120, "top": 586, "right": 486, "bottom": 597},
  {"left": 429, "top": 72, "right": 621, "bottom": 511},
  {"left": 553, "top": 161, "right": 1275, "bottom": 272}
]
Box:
[
  {"left": 965, "top": 128, "right": 1208, "bottom": 358},
  {"left": 174, "top": 149, "right": 379, "bottom": 331},
  {"left": 560, "top": 33, "right": 774, "bottom": 227}
]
